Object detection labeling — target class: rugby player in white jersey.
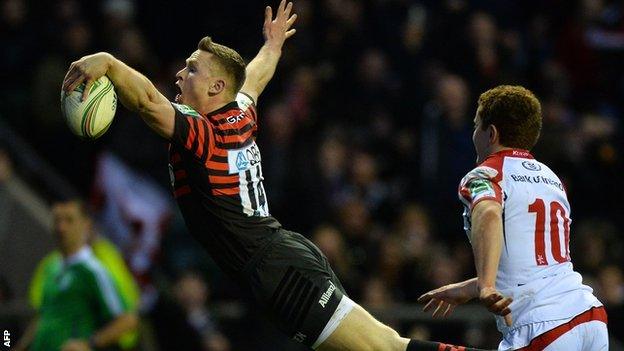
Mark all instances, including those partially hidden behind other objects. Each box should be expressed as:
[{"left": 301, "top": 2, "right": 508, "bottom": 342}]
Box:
[{"left": 418, "top": 85, "right": 609, "bottom": 350}]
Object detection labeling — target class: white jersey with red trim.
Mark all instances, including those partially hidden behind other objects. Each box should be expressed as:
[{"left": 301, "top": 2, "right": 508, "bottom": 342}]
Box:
[{"left": 458, "top": 149, "right": 602, "bottom": 346}]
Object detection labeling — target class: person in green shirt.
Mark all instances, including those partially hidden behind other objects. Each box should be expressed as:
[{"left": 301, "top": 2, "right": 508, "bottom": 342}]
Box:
[
  {"left": 15, "top": 199, "right": 138, "bottom": 351},
  {"left": 28, "top": 225, "right": 141, "bottom": 350}
]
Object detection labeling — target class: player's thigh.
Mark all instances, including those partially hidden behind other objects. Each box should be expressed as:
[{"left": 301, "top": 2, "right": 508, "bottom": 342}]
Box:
[
  {"left": 544, "top": 321, "right": 609, "bottom": 351},
  {"left": 248, "top": 230, "right": 349, "bottom": 347},
  {"left": 316, "top": 303, "right": 409, "bottom": 351}
]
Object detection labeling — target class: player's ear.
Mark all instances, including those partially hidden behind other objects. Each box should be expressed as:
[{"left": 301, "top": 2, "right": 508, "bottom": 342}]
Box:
[
  {"left": 208, "top": 79, "right": 226, "bottom": 96},
  {"left": 489, "top": 124, "right": 499, "bottom": 144}
]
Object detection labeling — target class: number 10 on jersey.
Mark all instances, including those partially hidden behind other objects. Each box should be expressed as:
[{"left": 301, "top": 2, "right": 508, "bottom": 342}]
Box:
[{"left": 528, "top": 198, "right": 571, "bottom": 266}]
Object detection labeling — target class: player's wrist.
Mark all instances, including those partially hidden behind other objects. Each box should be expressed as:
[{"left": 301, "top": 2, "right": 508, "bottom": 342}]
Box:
[
  {"left": 458, "top": 278, "right": 479, "bottom": 299},
  {"left": 476, "top": 277, "right": 496, "bottom": 292},
  {"left": 101, "top": 52, "right": 116, "bottom": 71},
  {"left": 263, "top": 41, "right": 284, "bottom": 54}
]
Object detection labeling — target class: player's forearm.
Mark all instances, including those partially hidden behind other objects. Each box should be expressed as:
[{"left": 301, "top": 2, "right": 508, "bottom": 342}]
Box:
[
  {"left": 470, "top": 202, "right": 504, "bottom": 290},
  {"left": 90, "top": 313, "right": 138, "bottom": 348},
  {"left": 106, "top": 55, "right": 174, "bottom": 137},
  {"left": 106, "top": 55, "right": 163, "bottom": 114},
  {"left": 242, "top": 44, "right": 282, "bottom": 98}
]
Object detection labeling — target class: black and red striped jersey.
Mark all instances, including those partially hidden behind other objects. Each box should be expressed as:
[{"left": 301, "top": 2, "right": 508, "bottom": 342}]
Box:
[{"left": 168, "top": 93, "right": 281, "bottom": 274}]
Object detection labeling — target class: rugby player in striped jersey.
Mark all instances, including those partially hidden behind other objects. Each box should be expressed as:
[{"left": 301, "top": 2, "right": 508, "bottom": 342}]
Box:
[{"left": 62, "top": 2, "right": 488, "bottom": 350}]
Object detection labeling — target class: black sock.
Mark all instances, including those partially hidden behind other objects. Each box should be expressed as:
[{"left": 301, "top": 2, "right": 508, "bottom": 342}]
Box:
[
  {"left": 406, "top": 340, "right": 440, "bottom": 351},
  {"left": 407, "top": 339, "right": 491, "bottom": 351}
]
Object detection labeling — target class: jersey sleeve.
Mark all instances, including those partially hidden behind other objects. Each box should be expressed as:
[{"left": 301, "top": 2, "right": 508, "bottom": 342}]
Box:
[
  {"left": 236, "top": 92, "right": 258, "bottom": 123},
  {"left": 458, "top": 165, "right": 504, "bottom": 209},
  {"left": 171, "top": 102, "right": 213, "bottom": 162},
  {"left": 87, "top": 263, "right": 127, "bottom": 320},
  {"left": 92, "top": 238, "right": 141, "bottom": 311},
  {"left": 28, "top": 253, "right": 62, "bottom": 310}
]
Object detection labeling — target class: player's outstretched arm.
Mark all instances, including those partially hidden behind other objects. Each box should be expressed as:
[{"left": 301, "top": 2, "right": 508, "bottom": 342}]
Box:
[
  {"left": 471, "top": 199, "right": 513, "bottom": 326},
  {"left": 62, "top": 53, "right": 175, "bottom": 139},
  {"left": 240, "top": 0, "right": 297, "bottom": 104},
  {"left": 417, "top": 277, "right": 478, "bottom": 317}
]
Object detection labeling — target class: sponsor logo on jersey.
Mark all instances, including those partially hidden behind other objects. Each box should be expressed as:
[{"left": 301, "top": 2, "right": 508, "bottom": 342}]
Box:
[
  {"left": 522, "top": 160, "right": 542, "bottom": 171},
  {"left": 468, "top": 179, "right": 496, "bottom": 202},
  {"left": 227, "top": 142, "right": 261, "bottom": 174},
  {"left": 235, "top": 152, "right": 249, "bottom": 171},
  {"left": 319, "top": 281, "right": 336, "bottom": 308},
  {"left": 172, "top": 103, "right": 201, "bottom": 118},
  {"left": 510, "top": 174, "right": 564, "bottom": 191},
  {"left": 236, "top": 93, "right": 254, "bottom": 110},
  {"left": 226, "top": 113, "right": 245, "bottom": 124}
]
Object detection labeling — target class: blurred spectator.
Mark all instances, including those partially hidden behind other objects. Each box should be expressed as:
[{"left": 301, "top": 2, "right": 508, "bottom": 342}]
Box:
[
  {"left": 150, "top": 270, "right": 230, "bottom": 351},
  {"left": 572, "top": 219, "right": 622, "bottom": 276},
  {"left": 344, "top": 150, "right": 390, "bottom": 216},
  {"left": 312, "top": 224, "right": 357, "bottom": 295},
  {"left": 362, "top": 276, "right": 394, "bottom": 310},
  {"left": 336, "top": 196, "right": 380, "bottom": 292},
  {"left": 15, "top": 199, "right": 138, "bottom": 351},
  {"left": 420, "top": 73, "right": 474, "bottom": 235}
]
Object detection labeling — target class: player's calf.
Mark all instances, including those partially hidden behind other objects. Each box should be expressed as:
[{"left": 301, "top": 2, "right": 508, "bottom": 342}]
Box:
[{"left": 318, "top": 303, "right": 491, "bottom": 351}]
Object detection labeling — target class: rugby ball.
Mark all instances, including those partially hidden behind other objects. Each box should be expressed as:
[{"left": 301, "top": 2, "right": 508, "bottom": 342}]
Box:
[{"left": 61, "top": 75, "right": 117, "bottom": 139}]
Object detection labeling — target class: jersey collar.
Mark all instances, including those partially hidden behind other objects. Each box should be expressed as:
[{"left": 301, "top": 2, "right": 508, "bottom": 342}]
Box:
[
  {"left": 487, "top": 148, "right": 534, "bottom": 160},
  {"left": 64, "top": 245, "right": 93, "bottom": 266},
  {"left": 204, "top": 101, "right": 239, "bottom": 120}
]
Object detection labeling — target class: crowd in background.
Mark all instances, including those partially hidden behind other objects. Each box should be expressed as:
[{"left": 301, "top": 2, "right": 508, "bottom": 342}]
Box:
[{"left": 1, "top": 0, "right": 624, "bottom": 349}]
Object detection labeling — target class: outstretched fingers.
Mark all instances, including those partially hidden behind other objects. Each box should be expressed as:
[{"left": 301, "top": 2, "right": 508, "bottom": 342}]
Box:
[
  {"left": 264, "top": 5, "right": 273, "bottom": 26},
  {"left": 432, "top": 300, "right": 446, "bottom": 317},
  {"left": 286, "top": 13, "right": 297, "bottom": 27},
  {"left": 432, "top": 300, "right": 456, "bottom": 318},
  {"left": 285, "top": 28, "right": 297, "bottom": 39},
  {"left": 443, "top": 304, "right": 455, "bottom": 317},
  {"left": 277, "top": 0, "right": 286, "bottom": 15},
  {"left": 283, "top": 1, "right": 293, "bottom": 20},
  {"left": 422, "top": 298, "right": 437, "bottom": 312},
  {"left": 417, "top": 291, "right": 432, "bottom": 304}
]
